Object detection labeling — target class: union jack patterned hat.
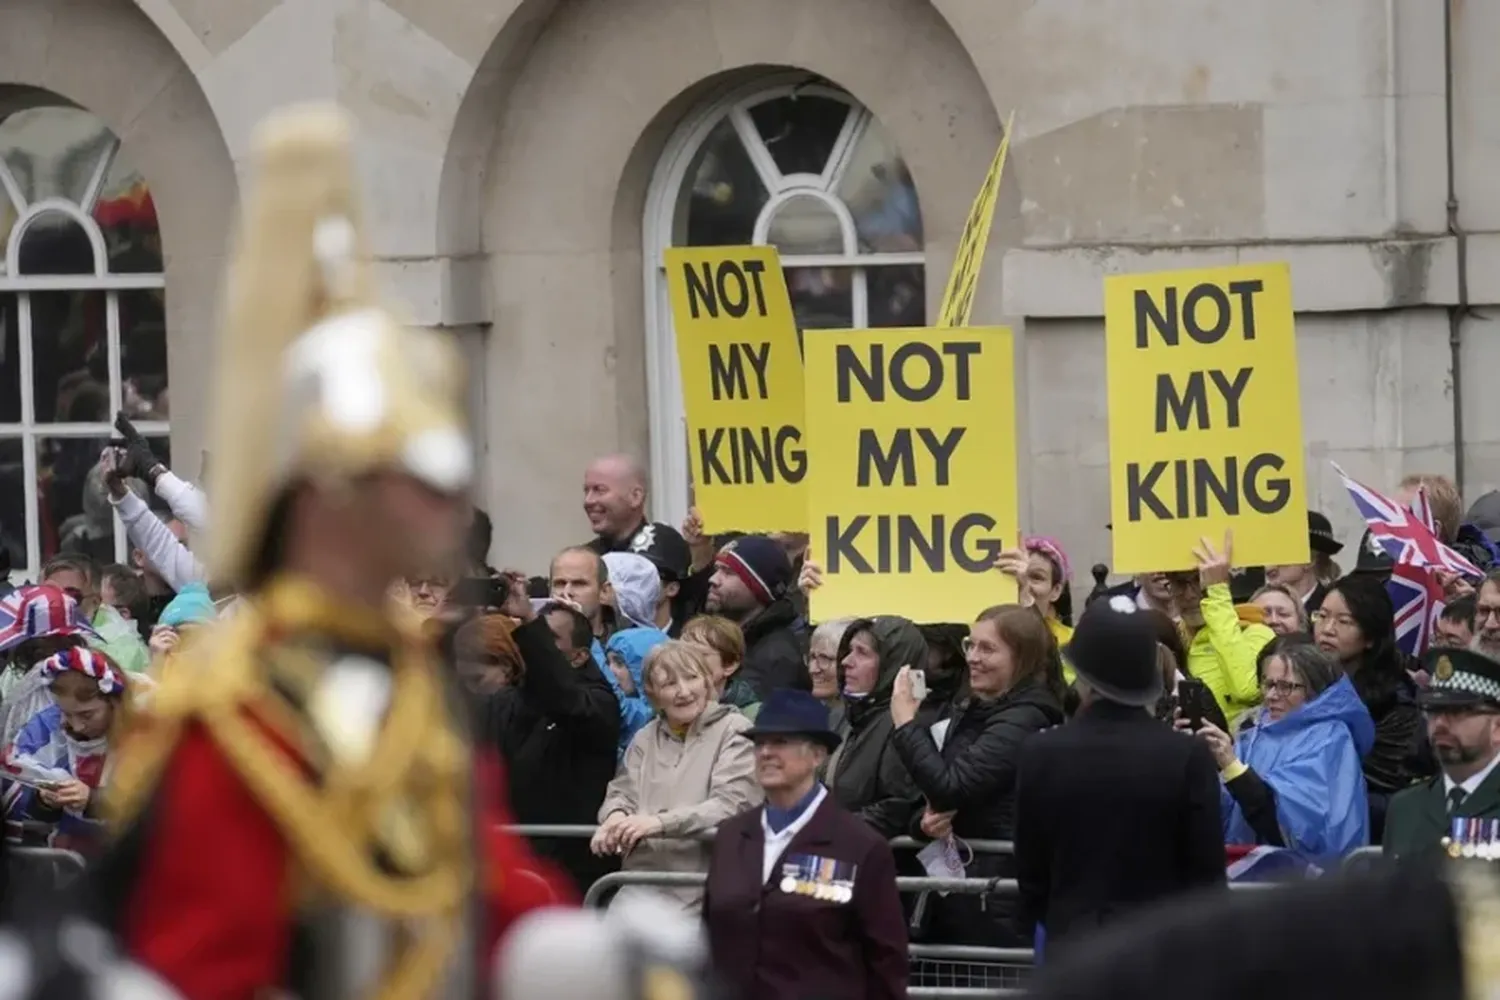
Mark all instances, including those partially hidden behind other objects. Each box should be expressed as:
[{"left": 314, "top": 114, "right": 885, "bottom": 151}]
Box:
[
  {"left": 0, "top": 585, "right": 102, "bottom": 656},
  {"left": 38, "top": 645, "right": 126, "bottom": 696}
]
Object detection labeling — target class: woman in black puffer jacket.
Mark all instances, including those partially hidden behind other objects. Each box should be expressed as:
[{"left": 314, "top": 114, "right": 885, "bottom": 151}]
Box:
[{"left": 890, "top": 604, "right": 1066, "bottom": 946}]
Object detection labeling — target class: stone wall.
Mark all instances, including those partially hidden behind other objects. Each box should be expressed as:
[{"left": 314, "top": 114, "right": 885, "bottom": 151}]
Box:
[{"left": 5, "top": 0, "right": 1491, "bottom": 580}]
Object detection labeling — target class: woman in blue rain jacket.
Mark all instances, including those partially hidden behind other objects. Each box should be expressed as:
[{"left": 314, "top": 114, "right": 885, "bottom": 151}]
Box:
[{"left": 1187, "top": 636, "right": 1376, "bottom": 858}]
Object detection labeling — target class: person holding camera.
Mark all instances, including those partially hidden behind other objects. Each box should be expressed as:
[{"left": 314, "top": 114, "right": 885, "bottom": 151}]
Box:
[
  {"left": 1180, "top": 635, "right": 1374, "bottom": 858},
  {"left": 889, "top": 604, "right": 1066, "bottom": 947},
  {"left": 100, "top": 418, "right": 207, "bottom": 622}
]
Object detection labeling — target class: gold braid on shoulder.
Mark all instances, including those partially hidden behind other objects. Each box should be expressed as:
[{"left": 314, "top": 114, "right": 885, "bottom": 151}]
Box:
[{"left": 104, "top": 582, "right": 474, "bottom": 1000}]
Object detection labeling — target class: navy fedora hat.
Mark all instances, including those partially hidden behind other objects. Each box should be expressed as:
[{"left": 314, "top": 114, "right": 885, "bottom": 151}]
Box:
[{"left": 745, "top": 689, "right": 842, "bottom": 751}]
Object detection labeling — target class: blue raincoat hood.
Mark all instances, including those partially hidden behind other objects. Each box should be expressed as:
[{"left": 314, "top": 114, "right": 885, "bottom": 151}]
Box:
[
  {"left": 604, "top": 627, "right": 669, "bottom": 695},
  {"left": 594, "top": 628, "right": 668, "bottom": 760},
  {"left": 1223, "top": 674, "right": 1375, "bottom": 856}
]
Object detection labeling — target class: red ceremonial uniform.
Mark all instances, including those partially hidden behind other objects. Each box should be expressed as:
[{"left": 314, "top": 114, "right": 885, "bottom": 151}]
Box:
[{"left": 100, "top": 581, "right": 574, "bottom": 1000}]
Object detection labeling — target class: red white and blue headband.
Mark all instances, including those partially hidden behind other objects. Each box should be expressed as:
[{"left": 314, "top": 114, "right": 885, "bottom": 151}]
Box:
[{"left": 39, "top": 646, "right": 126, "bottom": 696}]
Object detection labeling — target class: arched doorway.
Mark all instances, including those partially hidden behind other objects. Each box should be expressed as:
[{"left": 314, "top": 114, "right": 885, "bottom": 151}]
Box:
[
  {"left": 643, "top": 74, "right": 926, "bottom": 528},
  {"left": 0, "top": 98, "right": 169, "bottom": 580}
]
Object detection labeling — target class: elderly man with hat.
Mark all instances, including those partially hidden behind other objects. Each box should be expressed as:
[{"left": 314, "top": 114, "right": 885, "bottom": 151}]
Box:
[
  {"left": 1385, "top": 647, "right": 1500, "bottom": 860},
  {"left": 1013, "top": 596, "right": 1227, "bottom": 961},
  {"left": 705, "top": 536, "right": 808, "bottom": 698},
  {"left": 702, "top": 689, "right": 907, "bottom": 1000}
]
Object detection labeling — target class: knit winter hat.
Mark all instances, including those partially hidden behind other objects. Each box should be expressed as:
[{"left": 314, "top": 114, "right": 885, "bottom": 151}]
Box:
[
  {"left": 158, "top": 582, "right": 217, "bottom": 628},
  {"left": 714, "top": 535, "right": 793, "bottom": 606}
]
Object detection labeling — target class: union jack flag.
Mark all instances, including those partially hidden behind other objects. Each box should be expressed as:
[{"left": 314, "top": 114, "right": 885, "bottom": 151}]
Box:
[{"left": 1334, "top": 463, "right": 1481, "bottom": 655}]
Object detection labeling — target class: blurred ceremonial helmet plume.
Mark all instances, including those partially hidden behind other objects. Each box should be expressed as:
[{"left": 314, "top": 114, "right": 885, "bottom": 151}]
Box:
[
  {"left": 204, "top": 103, "right": 473, "bottom": 590},
  {"left": 497, "top": 894, "right": 718, "bottom": 1000}
]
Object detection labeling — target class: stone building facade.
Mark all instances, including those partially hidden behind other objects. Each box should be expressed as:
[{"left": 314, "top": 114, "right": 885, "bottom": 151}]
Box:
[{"left": 0, "top": 0, "right": 1493, "bottom": 585}]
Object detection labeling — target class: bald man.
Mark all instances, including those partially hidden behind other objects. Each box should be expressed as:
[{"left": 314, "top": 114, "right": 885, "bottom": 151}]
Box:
[{"left": 581, "top": 455, "right": 698, "bottom": 635}]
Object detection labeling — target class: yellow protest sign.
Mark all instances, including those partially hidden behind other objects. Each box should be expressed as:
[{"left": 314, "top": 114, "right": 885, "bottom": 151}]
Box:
[
  {"left": 665, "top": 246, "right": 806, "bottom": 532},
  {"left": 937, "top": 110, "right": 1016, "bottom": 328},
  {"left": 804, "top": 327, "right": 1019, "bottom": 623},
  {"left": 1104, "top": 262, "right": 1309, "bottom": 573}
]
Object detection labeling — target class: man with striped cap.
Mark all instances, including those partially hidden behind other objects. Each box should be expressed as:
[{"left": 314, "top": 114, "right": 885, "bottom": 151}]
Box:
[
  {"left": 1385, "top": 646, "right": 1500, "bottom": 860},
  {"left": 705, "top": 535, "right": 807, "bottom": 696}
]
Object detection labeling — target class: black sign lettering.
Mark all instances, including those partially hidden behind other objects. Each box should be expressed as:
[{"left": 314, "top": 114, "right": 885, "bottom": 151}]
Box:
[
  {"left": 1125, "top": 453, "right": 1292, "bottom": 522},
  {"left": 826, "top": 515, "right": 874, "bottom": 573},
  {"left": 1228, "top": 280, "right": 1263, "bottom": 339},
  {"left": 1153, "top": 366, "right": 1254, "bottom": 433},
  {"left": 824, "top": 514, "right": 1004, "bottom": 574},
  {"left": 707, "top": 342, "right": 772, "bottom": 401},
  {"left": 1134, "top": 280, "right": 1267, "bottom": 348},
  {"left": 856, "top": 427, "right": 967, "bottom": 487},
  {"left": 835, "top": 342, "right": 982, "bottom": 403},
  {"left": 697, "top": 425, "right": 806, "bottom": 486},
  {"left": 683, "top": 259, "right": 771, "bottom": 319},
  {"left": 1207, "top": 367, "right": 1252, "bottom": 427},
  {"left": 1243, "top": 453, "right": 1291, "bottom": 513},
  {"left": 1154, "top": 372, "right": 1210, "bottom": 433}
]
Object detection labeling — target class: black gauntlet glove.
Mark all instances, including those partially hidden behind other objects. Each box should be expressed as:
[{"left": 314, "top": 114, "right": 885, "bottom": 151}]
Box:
[{"left": 114, "top": 411, "right": 163, "bottom": 485}]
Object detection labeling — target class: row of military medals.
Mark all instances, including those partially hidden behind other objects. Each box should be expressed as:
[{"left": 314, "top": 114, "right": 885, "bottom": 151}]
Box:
[
  {"left": 779, "top": 855, "right": 855, "bottom": 903},
  {"left": 1444, "top": 817, "right": 1500, "bottom": 859}
]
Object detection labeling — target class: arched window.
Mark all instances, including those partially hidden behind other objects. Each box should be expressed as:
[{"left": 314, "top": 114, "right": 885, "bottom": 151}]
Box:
[
  {"left": 0, "top": 101, "right": 169, "bottom": 582},
  {"left": 644, "top": 77, "right": 925, "bottom": 528}
]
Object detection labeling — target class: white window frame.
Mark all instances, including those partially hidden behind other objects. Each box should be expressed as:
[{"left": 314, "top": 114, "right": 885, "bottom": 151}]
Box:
[
  {"left": 0, "top": 118, "right": 168, "bottom": 583},
  {"left": 642, "top": 75, "right": 925, "bottom": 530}
]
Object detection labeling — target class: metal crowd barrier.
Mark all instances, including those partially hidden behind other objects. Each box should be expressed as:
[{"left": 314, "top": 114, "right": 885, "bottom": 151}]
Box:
[
  {"left": 582, "top": 872, "right": 1028, "bottom": 999},
  {"left": 503, "top": 824, "right": 1016, "bottom": 856},
  {"left": 9, "top": 846, "right": 87, "bottom": 892}
]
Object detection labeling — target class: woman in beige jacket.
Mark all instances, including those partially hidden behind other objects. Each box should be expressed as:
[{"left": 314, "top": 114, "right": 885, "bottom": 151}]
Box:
[{"left": 592, "top": 640, "right": 762, "bottom": 911}]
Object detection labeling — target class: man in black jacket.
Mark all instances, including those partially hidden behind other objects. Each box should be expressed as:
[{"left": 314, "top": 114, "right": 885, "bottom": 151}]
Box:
[
  {"left": 1014, "top": 596, "right": 1225, "bottom": 960},
  {"left": 479, "top": 595, "right": 622, "bottom": 894},
  {"left": 706, "top": 535, "right": 808, "bottom": 696}
]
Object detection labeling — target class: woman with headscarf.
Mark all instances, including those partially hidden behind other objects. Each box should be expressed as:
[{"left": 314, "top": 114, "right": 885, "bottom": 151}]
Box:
[
  {"left": 2, "top": 646, "right": 129, "bottom": 852},
  {"left": 603, "top": 552, "right": 664, "bottom": 632},
  {"left": 825, "top": 617, "right": 923, "bottom": 838},
  {"left": 0, "top": 586, "right": 103, "bottom": 752}
]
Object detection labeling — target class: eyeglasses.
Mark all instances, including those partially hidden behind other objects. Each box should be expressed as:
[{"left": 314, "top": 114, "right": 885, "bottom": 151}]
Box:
[
  {"left": 808, "top": 652, "right": 837, "bottom": 667},
  {"left": 1476, "top": 604, "right": 1500, "bottom": 623},
  {"left": 1310, "top": 611, "right": 1358, "bottom": 629},
  {"left": 961, "top": 637, "right": 1004, "bottom": 658},
  {"left": 1260, "top": 679, "right": 1306, "bottom": 696}
]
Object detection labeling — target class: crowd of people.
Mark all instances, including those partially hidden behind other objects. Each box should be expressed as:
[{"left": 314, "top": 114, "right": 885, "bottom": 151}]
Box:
[{"left": 5, "top": 424, "right": 1500, "bottom": 995}]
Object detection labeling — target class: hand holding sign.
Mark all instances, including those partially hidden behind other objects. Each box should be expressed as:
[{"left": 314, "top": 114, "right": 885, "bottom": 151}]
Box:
[
  {"left": 797, "top": 556, "right": 824, "bottom": 597},
  {"left": 1192, "top": 531, "right": 1234, "bottom": 589},
  {"left": 992, "top": 533, "right": 1031, "bottom": 607}
]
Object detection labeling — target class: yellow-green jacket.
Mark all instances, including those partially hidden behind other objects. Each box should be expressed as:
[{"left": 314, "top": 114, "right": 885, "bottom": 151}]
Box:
[{"left": 1185, "top": 583, "right": 1274, "bottom": 724}]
